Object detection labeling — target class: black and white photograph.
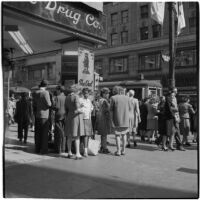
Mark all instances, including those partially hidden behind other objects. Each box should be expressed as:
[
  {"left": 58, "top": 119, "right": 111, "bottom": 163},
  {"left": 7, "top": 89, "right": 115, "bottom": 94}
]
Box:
[{"left": 2, "top": 1, "right": 199, "bottom": 198}]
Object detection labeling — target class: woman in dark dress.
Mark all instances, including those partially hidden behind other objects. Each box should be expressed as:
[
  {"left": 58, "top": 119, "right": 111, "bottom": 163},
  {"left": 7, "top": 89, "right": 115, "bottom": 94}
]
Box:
[
  {"left": 156, "top": 96, "right": 167, "bottom": 150},
  {"left": 138, "top": 98, "right": 149, "bottom": 142}
]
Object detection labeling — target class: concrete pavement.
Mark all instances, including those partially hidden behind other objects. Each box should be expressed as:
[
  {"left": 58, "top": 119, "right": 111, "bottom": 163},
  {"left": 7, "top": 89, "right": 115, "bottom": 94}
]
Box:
[{"left": 4, "top": 124, "right": 199, "bottom": 198}]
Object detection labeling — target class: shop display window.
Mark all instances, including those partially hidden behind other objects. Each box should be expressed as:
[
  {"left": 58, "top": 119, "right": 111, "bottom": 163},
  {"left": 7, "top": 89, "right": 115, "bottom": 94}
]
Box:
[
  {"left": 139, "top": 53, "right": 161, "bottom": 71},
  {"left": 109, "top": 56, "right": 128, "bottom": 73}
]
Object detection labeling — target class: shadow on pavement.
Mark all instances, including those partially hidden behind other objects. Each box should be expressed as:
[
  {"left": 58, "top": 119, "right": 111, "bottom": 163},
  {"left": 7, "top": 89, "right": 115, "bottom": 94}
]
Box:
[
  {"left": 177, "top": 167, "right": 197, "bottom": 174},
  {"left": 4, "top": 163, "right": 198, "bottom": 199}
]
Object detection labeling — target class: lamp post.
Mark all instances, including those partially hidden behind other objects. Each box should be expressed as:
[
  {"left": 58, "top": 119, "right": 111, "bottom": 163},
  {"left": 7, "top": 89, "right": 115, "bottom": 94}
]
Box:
[{"left": 168, "top": 2, "right": 176, "bottom": 90}]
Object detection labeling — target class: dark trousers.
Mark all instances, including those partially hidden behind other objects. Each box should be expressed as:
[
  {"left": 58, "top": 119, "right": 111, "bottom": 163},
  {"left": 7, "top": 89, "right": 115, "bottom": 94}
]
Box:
[
  {"left": 35, "top": 118, "right": 49, "bottom": 154},
  {"left": 54, "top": 119, "right": 66, "bottom": 153},
  {"left": 18, "top": 122, "right": 29, "bottom": 141}
]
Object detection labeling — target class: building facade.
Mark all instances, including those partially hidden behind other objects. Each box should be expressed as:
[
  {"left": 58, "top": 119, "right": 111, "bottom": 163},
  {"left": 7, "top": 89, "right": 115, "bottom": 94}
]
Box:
[
  {"left": 3, "top": 2, "right": 106, "bottom": 89},
  {"left": 95, "top": 2, "right": 198, "bottom": 101}
]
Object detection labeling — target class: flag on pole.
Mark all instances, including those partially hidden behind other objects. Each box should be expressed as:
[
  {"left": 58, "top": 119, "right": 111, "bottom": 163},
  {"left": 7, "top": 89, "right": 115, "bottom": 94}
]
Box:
[
  {"left": 176, "top": 2, "right": 186, "bottom": 35},
  {"left": 150, "top": 2, "right": 165, "bottom": 25}
]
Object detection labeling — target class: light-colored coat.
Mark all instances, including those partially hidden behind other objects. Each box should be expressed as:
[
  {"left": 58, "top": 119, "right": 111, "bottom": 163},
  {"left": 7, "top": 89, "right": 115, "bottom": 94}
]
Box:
[
  {"left": 129, "top": 97, "right": 141, "bottom": 129},
  {"left": 110, "top": 95, "right": 131, "bottom": 128}
]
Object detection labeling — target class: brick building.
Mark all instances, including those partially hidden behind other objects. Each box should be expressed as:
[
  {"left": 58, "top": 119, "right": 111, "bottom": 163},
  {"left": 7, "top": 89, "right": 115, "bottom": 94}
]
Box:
[{"left": 95, "top": 2, "right": 198, "bottom": 102}]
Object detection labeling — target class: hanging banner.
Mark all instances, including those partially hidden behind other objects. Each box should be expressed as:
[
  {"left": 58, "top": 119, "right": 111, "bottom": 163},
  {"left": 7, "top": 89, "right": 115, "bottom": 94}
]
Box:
[{"left": 78, "top": 48, "right": 94, "bottom": 91}]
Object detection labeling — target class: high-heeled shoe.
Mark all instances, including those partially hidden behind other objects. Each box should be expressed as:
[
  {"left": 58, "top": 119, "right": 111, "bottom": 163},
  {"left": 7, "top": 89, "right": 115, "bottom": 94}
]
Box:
[
  {"left": 169, "top": 147, "right": 175, "bottom": 151},
  {"left": 75, "top": 155, "right": 83, "bottom": 160},
  {"left": 162, "top": 147, "right": 168, "bottom": 151}
]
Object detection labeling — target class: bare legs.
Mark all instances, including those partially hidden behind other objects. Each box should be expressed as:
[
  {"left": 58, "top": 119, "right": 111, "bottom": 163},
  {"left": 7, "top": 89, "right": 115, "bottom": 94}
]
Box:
[
  {"left": 115, "top": 134, "right": 127, "bottom": 155},
  {"left": 67, "top": 136, "right": 82, "bottom": 158}
]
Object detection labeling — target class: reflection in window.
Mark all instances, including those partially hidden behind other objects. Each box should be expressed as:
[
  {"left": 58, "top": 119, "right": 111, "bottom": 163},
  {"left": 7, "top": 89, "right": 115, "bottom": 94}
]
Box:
[
  {"left": 111, "top": 33, "right": 118, "bottom": 46},
  {"left": 110, "top": 57, "right": 128, "bottom": 73},
  {"left": 139, "top": 53, "right": 161, "bottom": 70},
  {"left": 111, "top": 13, "right": 118, "bottom": 26},
  {"left": 176, "top": 49, "right": 196, "bottom": 67},
  {"left": 152, "top": 24, "right": 161, "bottom": 38},
  {"left": 121, "top": 10, "right": 128, "bottom": 24},
  {"left": 121, "top": 31, "right": 128, "bottom": 44},
  {"left": 47, "top": 63, "right": 55, "bottom": 79},
  {"left": 140, "top": 27, "right": 148, "bottom": 40}
]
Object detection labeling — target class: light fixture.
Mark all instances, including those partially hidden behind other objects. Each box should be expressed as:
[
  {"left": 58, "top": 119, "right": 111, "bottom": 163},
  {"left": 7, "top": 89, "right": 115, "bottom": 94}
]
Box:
[
  {"left": 8, "top": 31, "right": 33, "bottom": 55},
  {"left": 64, "top": 51, "right": 78, "bottom": 56}
]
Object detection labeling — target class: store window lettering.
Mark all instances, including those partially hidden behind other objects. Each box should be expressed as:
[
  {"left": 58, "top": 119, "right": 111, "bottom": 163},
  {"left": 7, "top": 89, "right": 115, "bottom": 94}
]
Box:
[
  {"left": 79, "top": 79, "right": 93, "bottom": 87},
  {"left": 30, "top": 1, "right": 101, "bottom": 28},
  {"left": 86, "top": 14, "right": 101, "bottom": 29}
]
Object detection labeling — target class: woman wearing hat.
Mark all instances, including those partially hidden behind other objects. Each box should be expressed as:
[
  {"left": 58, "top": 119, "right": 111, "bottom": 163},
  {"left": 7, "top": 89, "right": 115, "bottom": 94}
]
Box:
[
  {"left": 96, "top": 87, "right": 112, "bottom": 154},
  {"left": 65, "top": 84, "right": 84, "bottom": 160}
]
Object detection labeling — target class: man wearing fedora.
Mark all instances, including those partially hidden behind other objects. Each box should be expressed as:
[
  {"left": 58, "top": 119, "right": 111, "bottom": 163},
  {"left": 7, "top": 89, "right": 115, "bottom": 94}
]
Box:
[{"left": 33, "top": 80, "right": 51, "bottom": 154}]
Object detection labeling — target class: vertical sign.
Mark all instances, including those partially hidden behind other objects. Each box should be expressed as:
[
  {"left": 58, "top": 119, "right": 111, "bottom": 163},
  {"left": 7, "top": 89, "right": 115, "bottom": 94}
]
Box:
[{"left": 78, "top": 47, "right": 94, "bottom": 91}]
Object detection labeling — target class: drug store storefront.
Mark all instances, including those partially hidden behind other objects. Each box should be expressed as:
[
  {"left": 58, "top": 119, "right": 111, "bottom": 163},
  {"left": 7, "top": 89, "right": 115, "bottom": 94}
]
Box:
[{"left": 3, "top": 1, "right": 107, "bottom": 91}]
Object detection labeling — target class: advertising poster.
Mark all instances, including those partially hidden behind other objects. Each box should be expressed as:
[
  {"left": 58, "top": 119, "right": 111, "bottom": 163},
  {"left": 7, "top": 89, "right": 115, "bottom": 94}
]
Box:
[{"left": 78, "top": 47, "right": 94, "bottom": 91}]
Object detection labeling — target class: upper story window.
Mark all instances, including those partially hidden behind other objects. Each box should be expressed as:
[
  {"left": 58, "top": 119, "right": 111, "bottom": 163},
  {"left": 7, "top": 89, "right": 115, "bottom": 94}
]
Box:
[
  {"left": 121, "top": 31, "right": 128, "bottom": 44},
  {"left": 139, "top": 53, "right": 161, "bottom": 71},
  {"left": 121, "top": 10, "right": 128, "bottom": 24},
  {"left": 111, "top": 13, "right": 118, "bottom": 26},
  {"left": 152, "top": 24, "right": 161, "bottom": 38},
  {"left": 140, "top": 5, "right": 148, "bottom": 18},
  {"left": 111, "top": 33, "right": 118, "bottom": 46},
  {"left": 109, "top": 57, "right": 128, "bottom": 73},
  {"left": 176, "top": 48, "right": 196, "bottom": 67},
  {"left": 189, "top": 2, "right": 196, "bottom": 8},
  {"left": 189, "top": 16, "right": 196, "bottom": 30},
  {"left": 140, "top": 27, "right": 148, "bottom": 40}
]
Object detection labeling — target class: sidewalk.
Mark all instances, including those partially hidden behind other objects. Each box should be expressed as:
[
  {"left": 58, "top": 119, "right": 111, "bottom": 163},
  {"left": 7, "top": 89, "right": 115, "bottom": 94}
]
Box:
[{"left": 4, "top": 124, "right": 199, "bottom": 198}]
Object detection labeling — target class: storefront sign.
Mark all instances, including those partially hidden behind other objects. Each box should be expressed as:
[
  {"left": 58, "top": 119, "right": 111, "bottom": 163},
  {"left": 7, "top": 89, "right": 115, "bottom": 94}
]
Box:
[
  {"left": 4, "top": 2, "right": 106, "bottom": 41},
  {"left": 78, "top": 48, "right": 94, "bottom": 91}
]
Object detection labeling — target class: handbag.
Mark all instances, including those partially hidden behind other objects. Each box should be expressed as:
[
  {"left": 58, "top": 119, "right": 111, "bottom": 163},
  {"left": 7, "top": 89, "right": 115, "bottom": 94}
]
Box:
[
  {"left": 88, "top": 138, "right": 100, "bottom": 156},
  {"left": 174, "top": 112, "right": 180, "bottom": 123}
]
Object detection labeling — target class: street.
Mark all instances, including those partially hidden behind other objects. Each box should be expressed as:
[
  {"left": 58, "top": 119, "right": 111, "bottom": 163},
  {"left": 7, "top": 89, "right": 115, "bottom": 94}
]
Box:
[{"left": 4, "top": 124, "right": 198, "bottom": 198}]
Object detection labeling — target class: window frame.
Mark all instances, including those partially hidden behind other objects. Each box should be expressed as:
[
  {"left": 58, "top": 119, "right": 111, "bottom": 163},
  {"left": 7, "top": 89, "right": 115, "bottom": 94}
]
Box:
[
  {"left": 111, "top": 12, "right": 118, "bottom": 26},
  {"left": 109, "top": 56, "right": 129, "bottom": 74},
  {"left": 121, "top": 31, "right": 128, "bottom": 44},
  {"left": 140, "top": 26, "right": 149, "bottom": 40},
  {"left": 152, "top": 24, "right": 161, "bottom": 38},
  {"left": 139, "top": 52, "right": 161, "bottom": 72},
  {"left": 140, "top": 5, "right": 149, "bottom": 19},
  {"left": 121, "top": 10, "right": 128, "bottom": 24},
  {"left": 175, "top": 47, "right": 197, "bottom": 68},
  {"left": 111, "top": 33, "right": 118, "bottom": 46}
]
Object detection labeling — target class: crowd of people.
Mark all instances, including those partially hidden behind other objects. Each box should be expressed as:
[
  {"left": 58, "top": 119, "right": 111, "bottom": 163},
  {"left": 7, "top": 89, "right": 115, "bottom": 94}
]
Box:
[{"left": 9, "top": 79, "right": 198, "bottom": 159}]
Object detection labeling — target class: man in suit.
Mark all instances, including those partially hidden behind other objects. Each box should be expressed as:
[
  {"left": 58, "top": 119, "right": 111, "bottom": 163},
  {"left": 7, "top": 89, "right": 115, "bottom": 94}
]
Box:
[
  {"left": 15, "top": 93, "right": 32, "bottom": 143},
  {"left": 110, "top": 86, "right": 131, "bottom": 156},
  {"left": 126, "top": 90, "right": 141, "bottom": 148},
  {"left": 33, "top": 80, "right": 51, "bottom": 154},
  {"left": 179, "top": 95, "right": 195, "bottom": 146},
  {"left": 53, "top": 86, "right": 67, "bottom": 155}
]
